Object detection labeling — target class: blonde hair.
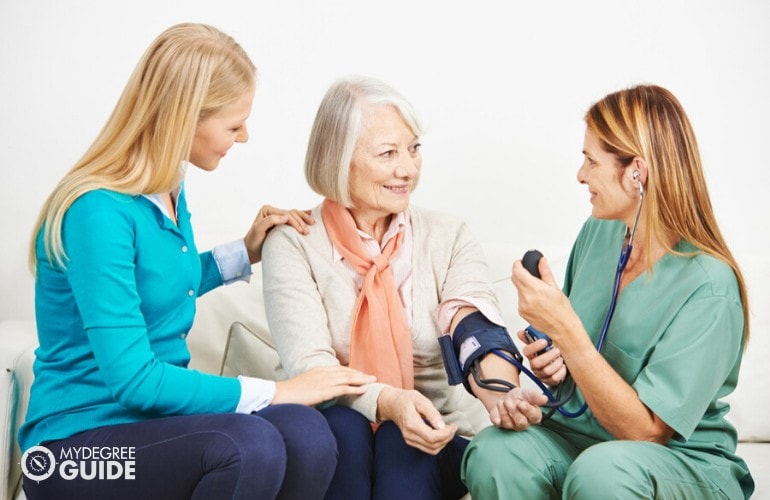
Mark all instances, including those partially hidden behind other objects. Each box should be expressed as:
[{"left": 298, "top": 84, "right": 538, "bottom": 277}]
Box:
[
  {"left": 586, "top": 85, "right": 750, "bottom": 342},
  {"left": 305, "top": 76, "right": 423, "bottom": 206},
  {"left": 30, "top": 23, "right": 256, "bottom": 270}
]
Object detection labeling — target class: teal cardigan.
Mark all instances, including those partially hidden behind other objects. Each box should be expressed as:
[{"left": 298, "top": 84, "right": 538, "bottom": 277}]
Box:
[{"left": 19, "top": 188, "right": 240, "bottom": 452}]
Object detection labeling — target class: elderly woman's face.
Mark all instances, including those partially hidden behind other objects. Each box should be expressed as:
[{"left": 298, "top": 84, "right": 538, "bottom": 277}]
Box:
[{"left": 348, "top": 104, "right": 421, "bottom": 223}]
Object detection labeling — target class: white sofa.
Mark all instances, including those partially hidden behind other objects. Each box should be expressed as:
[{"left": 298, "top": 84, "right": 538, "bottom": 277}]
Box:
[{"left": 2, "top": 243, "right": 768, "bottom": 499}]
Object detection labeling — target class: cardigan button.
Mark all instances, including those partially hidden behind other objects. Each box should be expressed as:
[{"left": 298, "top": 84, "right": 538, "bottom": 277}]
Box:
[
  {"left": 181, "top": 245, "right": 188, "bottom": 253},
  {"left": 187, "top": 289, "right": 194, "bottom": 297}
]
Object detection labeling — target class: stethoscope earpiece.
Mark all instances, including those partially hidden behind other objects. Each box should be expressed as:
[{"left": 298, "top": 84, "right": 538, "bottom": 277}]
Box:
[{"left": 633, "top": 170, "right": 643, "bottom": 197}]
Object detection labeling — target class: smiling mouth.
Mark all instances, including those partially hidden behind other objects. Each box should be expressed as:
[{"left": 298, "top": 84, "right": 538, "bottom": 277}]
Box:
[{"left": 384, "top": 185, "right": 409, "bottom": 194}]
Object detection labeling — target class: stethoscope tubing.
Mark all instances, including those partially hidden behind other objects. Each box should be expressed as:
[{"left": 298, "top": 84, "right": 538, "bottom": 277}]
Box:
[{"left": 515, "top": 187, "right": 644, "bottom": 419}]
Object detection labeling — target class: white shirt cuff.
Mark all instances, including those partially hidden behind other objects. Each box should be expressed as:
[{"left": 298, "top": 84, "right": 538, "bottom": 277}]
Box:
[
  {"left": 213, "top": 239, "right": 252, "bottom": 285},
  {"left": 235, "top": 376, "right": 276, "bottom": 414}
]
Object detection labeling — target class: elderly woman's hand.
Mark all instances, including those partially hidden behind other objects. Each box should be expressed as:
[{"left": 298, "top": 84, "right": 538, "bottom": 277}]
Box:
[
  {"left": 488, "top": 387, "right": 547, "bottom": 430},
  {"left": 376, "top": 387, "right": 457, "bottom": 456},
  {"left": 244, "top": 205, "right": 314, "bottom": 263}
]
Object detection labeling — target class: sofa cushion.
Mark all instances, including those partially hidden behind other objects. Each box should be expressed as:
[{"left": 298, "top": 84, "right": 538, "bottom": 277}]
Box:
[
  {"left": 188, "top": 270, "right": 269, "bottom": 375},
  {"left": 220, "top": 321, "right": 281, "bottom": 381}
]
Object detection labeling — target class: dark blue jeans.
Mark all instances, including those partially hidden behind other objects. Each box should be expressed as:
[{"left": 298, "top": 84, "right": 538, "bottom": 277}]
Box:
[
  {"left": 321, "top": 405, "right": 469, "bottom": 500},
  {"left": 23, "top": 404, "right": 337, "bottom": 500}
]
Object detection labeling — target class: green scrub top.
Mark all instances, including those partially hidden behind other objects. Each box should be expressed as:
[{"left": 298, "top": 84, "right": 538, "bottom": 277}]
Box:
[{"left": 545, "top": 217, "right": 753, "bottom": 497}]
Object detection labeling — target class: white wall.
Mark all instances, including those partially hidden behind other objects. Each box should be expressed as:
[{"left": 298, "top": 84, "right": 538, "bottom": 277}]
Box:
[{"left": 1, "top": 0, "right": 768, "bottom": 322}]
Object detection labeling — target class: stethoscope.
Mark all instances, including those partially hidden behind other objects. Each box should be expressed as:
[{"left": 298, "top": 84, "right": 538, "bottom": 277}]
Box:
[{"left": 475, "top": 174, "right": 645, "bottom": 419}]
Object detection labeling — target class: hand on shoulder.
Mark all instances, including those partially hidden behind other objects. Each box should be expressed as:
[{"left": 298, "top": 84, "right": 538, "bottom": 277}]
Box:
[{"left": 244, "top": 205, "right": 314, "bottom": 263}]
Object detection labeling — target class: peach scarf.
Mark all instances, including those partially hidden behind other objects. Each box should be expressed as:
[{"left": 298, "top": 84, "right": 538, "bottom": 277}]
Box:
[{"left": 322, "top": 199, "right": 414, "bottom": 390}]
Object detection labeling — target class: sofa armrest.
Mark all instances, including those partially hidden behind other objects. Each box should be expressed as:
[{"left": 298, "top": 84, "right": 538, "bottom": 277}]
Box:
[{"left": 0, "top": 321, "right": 37, "bottom": 500}]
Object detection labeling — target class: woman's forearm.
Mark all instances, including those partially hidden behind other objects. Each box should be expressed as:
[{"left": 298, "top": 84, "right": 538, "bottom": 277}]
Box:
[{"left": 558, "top": 327, "right": 673, "bottom": 442}]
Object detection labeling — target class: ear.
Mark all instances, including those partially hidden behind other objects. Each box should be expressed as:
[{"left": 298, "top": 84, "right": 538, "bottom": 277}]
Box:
[{"left": 628, "top": 157, "right": 648, "bottom": 187}]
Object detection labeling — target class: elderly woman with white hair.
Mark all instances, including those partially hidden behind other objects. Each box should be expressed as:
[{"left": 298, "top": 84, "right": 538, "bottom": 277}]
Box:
[{"left": 262, "top": 77, "right": 542, "bottom": 499}]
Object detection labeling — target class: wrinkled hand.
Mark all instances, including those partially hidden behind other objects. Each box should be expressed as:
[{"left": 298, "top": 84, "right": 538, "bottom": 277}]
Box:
[
  {"left": 377, "top": 388, "right": 457, "bottom": 455},
  {"left": 244, "top": 204, "right": 314, "bottom": 263},
  {"left": 517, "top": 330, "right": 567, "bottom": 386},
  {"left": 273, "top": 366, "right": 375, "bottom": 406},
  {"left": 488, "top": 387, "right": 547, "bottom": 430}
]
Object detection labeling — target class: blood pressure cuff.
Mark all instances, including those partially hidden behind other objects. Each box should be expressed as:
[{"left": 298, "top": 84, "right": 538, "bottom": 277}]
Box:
[{"left": 438, "top": 311, "right": 522, "bottom": 394}]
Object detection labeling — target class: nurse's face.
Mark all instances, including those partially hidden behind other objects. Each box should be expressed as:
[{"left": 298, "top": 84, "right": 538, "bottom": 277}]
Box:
[
  {"left": 577, "top": 128, "right": 637, "bottom": 223},
  {"left": 348, "top": 104, "right": 421, "bottom": 227}
]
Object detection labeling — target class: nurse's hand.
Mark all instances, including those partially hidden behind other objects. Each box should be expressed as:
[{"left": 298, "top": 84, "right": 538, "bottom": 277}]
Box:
[
  {"left": 511, "top": 256, "right": 580, "bottom": 345},
  {"left": 377, "top": 387, "right": 457, "bottom": 455},
  {"left": 489, "top": 387, "right": 547, "bottom": 431},
  {"left": 517, "top": 330, "right": 568, "bottom": 386},
  {"left": 244, "top": 205, "right": 314, "bottom": 263}
]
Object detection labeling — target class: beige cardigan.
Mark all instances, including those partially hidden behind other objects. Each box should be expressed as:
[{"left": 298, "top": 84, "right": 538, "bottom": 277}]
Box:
[{"left": 262, "top": 205, "right": 500, "bottom": 437}]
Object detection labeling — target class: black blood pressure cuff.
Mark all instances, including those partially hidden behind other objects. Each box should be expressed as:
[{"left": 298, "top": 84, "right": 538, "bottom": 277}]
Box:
[{"left": 438, "top": 311, "right": 523, "bottom": 394}]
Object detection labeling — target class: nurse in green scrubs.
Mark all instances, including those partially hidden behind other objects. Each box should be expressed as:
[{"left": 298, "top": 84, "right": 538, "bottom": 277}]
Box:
[{"left": 461, "top": 85, "right": 754, "bottom": 499}]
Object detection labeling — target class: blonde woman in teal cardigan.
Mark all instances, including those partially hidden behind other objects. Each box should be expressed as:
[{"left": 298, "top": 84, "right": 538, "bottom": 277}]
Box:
[{"left": 20, "top": 23, "right": 372, "bottom": 500}]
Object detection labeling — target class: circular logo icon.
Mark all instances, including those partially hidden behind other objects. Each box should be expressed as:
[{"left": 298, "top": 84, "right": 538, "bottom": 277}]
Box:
[{"left": 21, "top": 445, "right": 56, "bottom": 482}]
